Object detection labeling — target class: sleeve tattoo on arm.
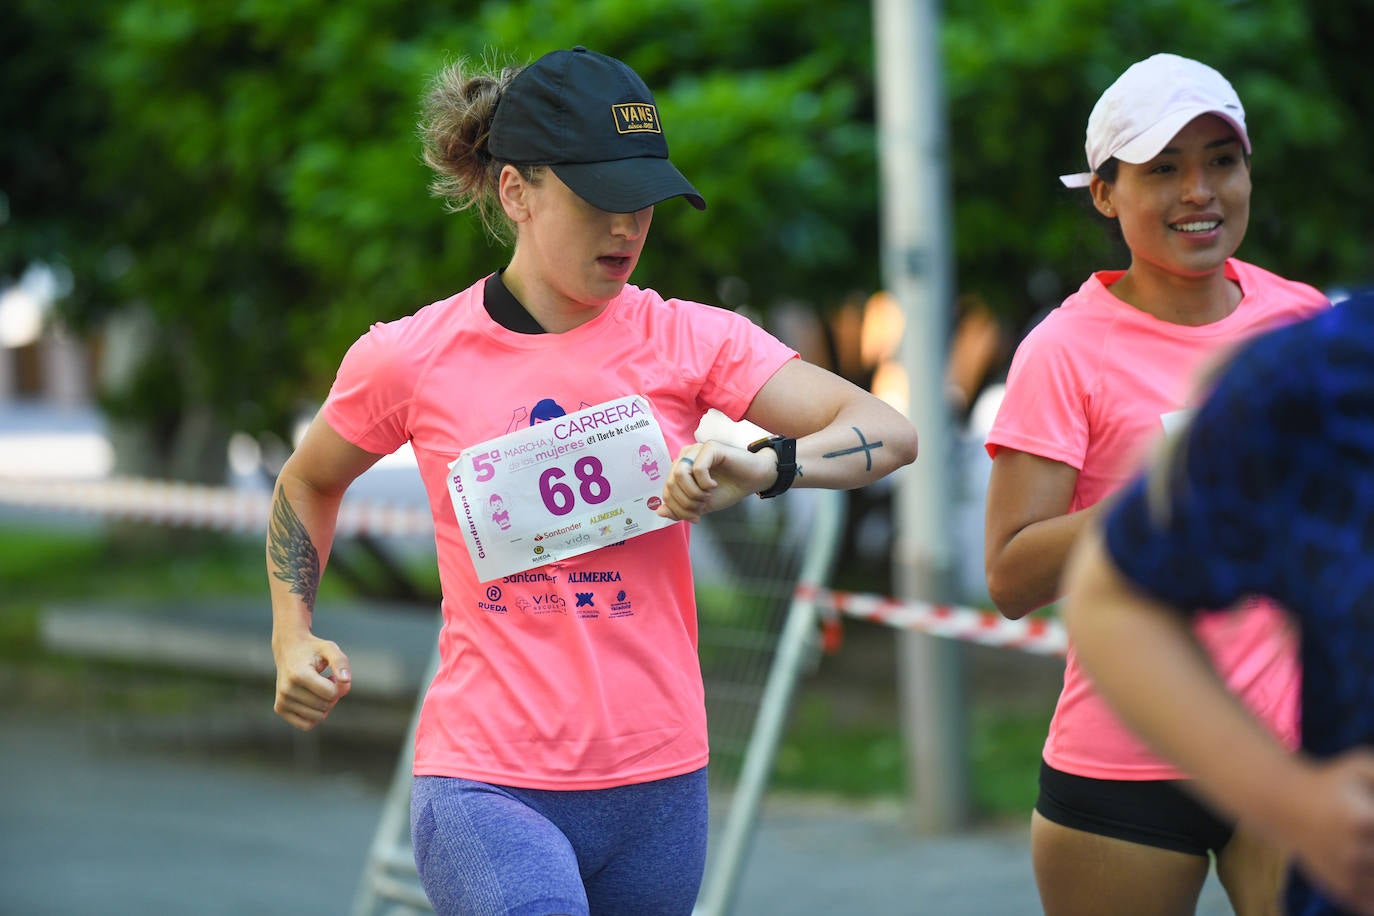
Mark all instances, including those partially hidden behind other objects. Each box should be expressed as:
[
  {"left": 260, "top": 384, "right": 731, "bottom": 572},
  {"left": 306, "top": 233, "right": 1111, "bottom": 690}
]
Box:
[
  {"left": 268, "top": 491, "right": 321, "bottom": 612},
  {"left": 822, "top": 427, "right": 883, "bottom": 472}
]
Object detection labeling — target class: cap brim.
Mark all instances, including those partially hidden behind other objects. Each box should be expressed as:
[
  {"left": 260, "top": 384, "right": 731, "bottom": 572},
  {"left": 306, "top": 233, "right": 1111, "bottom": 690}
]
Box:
[
  {"left": 552, "top": 158, "right": 707, "bottom": 213},
  {"left": 1114, "top": 107, "right": 1251, "bottom": 165}
]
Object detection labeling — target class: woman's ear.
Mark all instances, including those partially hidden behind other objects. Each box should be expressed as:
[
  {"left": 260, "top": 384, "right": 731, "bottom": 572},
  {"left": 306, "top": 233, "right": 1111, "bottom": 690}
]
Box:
[
  {"left": 499, "top": 165, "right": 531, "bottom": 222},
  {"left": 1088, "top": 174, "right": 1115, "bottom": 219}
]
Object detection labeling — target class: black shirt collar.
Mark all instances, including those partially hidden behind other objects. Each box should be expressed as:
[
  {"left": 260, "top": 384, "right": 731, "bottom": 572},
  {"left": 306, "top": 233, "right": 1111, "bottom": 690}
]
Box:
[{"left": 483, "top": 270, "right": 546, "bottom": 334}]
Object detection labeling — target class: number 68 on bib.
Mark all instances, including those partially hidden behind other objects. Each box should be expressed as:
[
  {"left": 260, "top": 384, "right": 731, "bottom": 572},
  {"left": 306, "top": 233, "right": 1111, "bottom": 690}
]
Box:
[{"left": 446, "top": 394, "right": 678, "bottom": 581}]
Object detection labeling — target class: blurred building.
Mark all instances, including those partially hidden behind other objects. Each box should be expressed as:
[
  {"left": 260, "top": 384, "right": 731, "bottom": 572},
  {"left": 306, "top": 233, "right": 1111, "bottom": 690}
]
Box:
[
  {"left": 0, "top": 264, "right": 112, "bottom": 480},
  {"left": 0, "top": 264, "right": 97, "bottom": 408}
]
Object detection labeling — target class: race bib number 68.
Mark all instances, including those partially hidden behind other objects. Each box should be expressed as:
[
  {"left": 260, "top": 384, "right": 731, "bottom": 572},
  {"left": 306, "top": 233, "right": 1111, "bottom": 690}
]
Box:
[{"left": 447, "top": 395, "right": 677, "bottom": 581}]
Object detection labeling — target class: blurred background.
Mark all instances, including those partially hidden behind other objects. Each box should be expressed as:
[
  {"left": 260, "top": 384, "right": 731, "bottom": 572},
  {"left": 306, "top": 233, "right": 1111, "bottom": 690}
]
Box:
[{"left": 2, "top": 1, "right": 1370, "bottom": 913}]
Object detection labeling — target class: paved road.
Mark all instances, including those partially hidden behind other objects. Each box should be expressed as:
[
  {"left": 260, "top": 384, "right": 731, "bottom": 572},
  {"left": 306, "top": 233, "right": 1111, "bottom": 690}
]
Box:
[
  {"left": 0, "top": 702, "right": 1235, "bottom": 916},
  {"left": 1, "top": 709, "right": 380, "bottom": 916}
]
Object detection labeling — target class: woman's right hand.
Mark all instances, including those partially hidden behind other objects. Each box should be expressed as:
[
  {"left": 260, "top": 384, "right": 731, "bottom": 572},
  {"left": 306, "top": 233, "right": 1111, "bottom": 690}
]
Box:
[
  {"left": 1283, "top": 751, "right": 1374, "bottom": 914},
  {"left": 271, "top": 630, "right": 352, "bottom": 731}
]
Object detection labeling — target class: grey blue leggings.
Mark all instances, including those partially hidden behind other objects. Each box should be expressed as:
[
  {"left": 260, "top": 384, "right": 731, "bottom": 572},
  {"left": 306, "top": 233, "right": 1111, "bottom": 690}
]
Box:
[{"left": 410, "top": 768, "right": 708, "bottom": 916}]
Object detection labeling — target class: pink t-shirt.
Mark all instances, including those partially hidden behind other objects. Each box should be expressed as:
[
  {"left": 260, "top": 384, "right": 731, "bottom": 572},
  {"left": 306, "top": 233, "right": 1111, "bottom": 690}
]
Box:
[
  {"left": 322, "top": 278, "right": 797, "bottom": 790},
  {"left": 987, "top": 259, "right": 1328, "bottom": 779}
]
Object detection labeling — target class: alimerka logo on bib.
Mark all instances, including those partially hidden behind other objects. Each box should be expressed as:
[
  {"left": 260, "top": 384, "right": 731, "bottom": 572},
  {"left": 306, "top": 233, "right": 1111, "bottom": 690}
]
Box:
[{"left": 613, "top": 103, "right": 661, "bottom": 135}]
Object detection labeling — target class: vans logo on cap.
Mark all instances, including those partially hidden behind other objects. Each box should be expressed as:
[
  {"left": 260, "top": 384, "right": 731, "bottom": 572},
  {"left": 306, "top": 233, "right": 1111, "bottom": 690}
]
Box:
[{"left": 613, "top": 103, "right": 661, "bottom": 135}]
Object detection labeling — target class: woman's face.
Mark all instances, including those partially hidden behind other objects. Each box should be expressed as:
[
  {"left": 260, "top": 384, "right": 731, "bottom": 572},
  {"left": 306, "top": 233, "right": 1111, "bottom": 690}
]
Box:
[
  {"left": 505, "top": 167, "right": 653, "bottom": 309},
  {"left": 1096, "top": 114, "right": 1251, "bottom": 281}
]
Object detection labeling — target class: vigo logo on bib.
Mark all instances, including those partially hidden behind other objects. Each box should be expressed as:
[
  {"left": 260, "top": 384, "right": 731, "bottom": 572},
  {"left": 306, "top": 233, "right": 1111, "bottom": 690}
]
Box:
[{"left": 447, "top": 395, "right": 677, "bottom": 581}]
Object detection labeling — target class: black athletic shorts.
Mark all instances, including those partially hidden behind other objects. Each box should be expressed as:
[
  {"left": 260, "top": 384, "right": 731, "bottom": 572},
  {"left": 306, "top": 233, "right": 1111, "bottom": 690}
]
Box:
[{"left": 1035, "top": 760, "right": 1234, "bottom": 857}]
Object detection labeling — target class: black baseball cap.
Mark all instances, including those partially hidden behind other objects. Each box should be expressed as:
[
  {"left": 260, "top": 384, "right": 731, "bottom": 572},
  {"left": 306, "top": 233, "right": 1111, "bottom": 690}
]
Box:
[{"left": 488, "top": 46, "right": 706, "bottom": 213}]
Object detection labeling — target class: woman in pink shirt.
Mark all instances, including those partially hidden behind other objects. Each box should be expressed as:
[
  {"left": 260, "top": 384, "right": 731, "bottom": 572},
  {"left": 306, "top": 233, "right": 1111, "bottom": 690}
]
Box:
[
  {"left": 265, "top": 47, "right": 916, "bottom": 916},
  {"left": 984, "top": 54, "right": 1327, "bottom": 916}
]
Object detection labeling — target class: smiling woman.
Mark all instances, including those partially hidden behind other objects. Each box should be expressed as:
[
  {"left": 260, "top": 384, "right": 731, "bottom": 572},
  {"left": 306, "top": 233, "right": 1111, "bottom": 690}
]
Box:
[
  {"left": 982, "top": 53, "right": 1330, "bottom": 916},
  {"left": 1089, "top": 115, "right": 1252, "bottom": 321}
]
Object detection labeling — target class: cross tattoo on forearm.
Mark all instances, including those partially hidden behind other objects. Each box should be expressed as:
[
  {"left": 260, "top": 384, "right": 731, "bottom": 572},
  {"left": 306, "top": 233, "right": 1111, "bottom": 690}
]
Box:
[{"left": 822, "top": 427, "right": 883, "bottom": 471}]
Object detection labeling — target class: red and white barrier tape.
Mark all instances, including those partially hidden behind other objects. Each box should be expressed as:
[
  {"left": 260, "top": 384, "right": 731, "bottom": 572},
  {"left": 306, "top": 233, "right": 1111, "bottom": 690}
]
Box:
[
  {"left": 0, "top": 476, "right": 433, "bottom": 538},
  {"left": 800, "top": 584, "right": 1067, "bottom": 657},
  {"left": 0, "top": 476, "right": 1064, "bottom": 656}
]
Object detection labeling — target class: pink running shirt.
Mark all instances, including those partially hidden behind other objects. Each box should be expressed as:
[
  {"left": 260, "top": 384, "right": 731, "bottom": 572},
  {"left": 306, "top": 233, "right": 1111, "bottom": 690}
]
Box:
[
  {"left": 986, "top": 259, "right": 1328, "bottom": 779},
  {"left": 322, "top": 278, "right": 797, "bottom": 790}
]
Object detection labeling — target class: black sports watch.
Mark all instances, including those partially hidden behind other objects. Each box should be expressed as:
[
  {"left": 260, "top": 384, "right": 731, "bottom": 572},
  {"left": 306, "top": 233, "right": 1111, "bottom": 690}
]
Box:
[{"left": 747, "top": 435, "right": 798, "bottom": 499}]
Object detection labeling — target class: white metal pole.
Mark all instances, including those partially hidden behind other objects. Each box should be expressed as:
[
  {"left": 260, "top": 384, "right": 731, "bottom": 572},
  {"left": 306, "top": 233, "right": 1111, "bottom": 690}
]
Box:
[{"left": 872, "top": 0, "right": 969, "bottom": 833}]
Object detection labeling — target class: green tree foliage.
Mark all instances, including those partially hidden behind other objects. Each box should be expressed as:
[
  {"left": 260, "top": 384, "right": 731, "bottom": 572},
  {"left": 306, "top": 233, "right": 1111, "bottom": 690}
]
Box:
[
  {"left": 3, "top": 0, "right": 1367, "bottom": 473},
  {"left": 0, "top": 2, "right": 121, "bottom": 317}
]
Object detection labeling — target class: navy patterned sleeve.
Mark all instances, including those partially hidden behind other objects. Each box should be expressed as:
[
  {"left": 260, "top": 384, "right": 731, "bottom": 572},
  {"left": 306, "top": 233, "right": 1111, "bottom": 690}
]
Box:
[{"left": 1103, "top": 322, "right": 1318, "bottom": 614}]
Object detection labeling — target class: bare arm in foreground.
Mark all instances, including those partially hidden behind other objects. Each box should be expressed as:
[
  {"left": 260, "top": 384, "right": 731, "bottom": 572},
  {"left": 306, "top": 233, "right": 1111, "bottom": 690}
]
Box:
[{"left": 1063, "top": 528, "right": 1374, "bottom": 914}]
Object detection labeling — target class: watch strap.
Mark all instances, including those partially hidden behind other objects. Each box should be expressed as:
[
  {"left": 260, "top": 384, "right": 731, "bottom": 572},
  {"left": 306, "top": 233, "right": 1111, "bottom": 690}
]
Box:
[{"left": 747, "top": 435, "right": 798, "bottom": 499}]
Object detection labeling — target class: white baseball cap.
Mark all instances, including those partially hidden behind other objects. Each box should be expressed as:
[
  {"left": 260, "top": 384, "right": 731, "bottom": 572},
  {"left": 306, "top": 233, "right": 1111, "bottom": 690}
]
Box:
[{"left": 1060, "top": 53, "right": 1250, "bottom": 188}]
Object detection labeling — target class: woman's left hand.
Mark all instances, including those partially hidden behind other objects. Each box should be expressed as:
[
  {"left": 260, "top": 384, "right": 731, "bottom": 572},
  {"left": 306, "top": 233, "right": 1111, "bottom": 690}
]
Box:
[{"left": 655, "top": 440, "right": 774, "bottom": 521}]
